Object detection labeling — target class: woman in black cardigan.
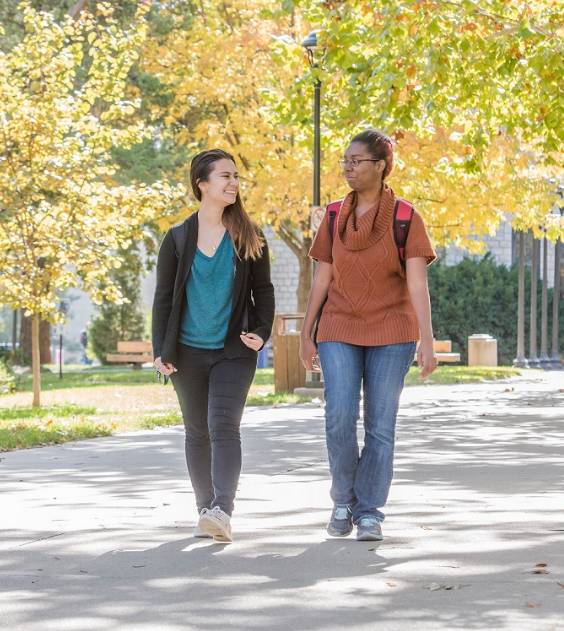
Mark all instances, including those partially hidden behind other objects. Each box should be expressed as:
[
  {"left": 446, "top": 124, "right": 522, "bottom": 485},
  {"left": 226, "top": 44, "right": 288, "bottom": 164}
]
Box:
[{"left": 152, "top": 149, "right": 275, "bottom": 543}]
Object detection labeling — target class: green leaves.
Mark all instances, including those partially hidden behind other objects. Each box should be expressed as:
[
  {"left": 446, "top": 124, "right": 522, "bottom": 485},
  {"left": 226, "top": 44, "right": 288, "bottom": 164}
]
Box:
[{"left": 290, "top": 0, "right": 563, "bottom": 158}]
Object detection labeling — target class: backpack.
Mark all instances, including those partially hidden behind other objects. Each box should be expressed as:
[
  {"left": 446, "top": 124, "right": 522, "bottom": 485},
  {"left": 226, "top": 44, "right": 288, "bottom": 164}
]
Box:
[{"left": 326, "top": 197, "right": 414, "bottom": 269}]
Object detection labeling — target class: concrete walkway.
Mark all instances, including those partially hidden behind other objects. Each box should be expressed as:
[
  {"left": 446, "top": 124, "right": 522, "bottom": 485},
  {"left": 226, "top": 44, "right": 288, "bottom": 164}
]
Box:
[{"left": 1, "top": 372, "right": 563, "bottom": 631}]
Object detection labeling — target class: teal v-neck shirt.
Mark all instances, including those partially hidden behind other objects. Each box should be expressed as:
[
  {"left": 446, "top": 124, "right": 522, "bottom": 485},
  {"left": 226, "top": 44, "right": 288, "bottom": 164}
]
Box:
[{"left": 179, "top": 232, "right": 235, "bottom": 349}]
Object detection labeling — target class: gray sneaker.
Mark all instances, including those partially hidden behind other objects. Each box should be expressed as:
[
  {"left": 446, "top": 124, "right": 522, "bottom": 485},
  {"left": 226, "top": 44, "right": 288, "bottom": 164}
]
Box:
[
  {"left": 327, "top": 504, "right": 353, "bottom": 537},
  {"left": 356, "top": 516, "right": 383, "bottom": 541}
]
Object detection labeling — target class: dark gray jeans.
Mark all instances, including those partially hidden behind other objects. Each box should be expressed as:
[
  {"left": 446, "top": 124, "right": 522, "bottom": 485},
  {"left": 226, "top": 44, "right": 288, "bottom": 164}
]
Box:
[{"left": 171, "top": 343, "right": 256, "bottom": 516}]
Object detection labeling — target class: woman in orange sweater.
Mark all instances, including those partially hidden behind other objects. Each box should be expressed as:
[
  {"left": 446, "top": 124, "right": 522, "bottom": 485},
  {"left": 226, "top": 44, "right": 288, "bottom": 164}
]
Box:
[{"left": 300, "top": 129, "right": 437, "bottom": 541}]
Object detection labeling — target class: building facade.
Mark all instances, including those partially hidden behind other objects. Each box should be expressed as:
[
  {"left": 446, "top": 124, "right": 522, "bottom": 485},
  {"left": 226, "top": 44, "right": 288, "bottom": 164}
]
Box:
[
  {"left": 52, "top": 218, "right": 559, "bottom": 359},
  {"left": 267, "top": 220, "right": 557, "bottom": 314}
]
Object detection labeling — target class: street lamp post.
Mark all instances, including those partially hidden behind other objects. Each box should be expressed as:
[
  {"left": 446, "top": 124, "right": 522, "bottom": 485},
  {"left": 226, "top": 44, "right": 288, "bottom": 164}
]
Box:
[
  {"left": 302, "top": 31, "right": 323, "bottom": 388},
  {"left": 11, "top": 309, "right": 18, "bottom": 359},
  {"left": 58, "top": 300, "right": 69, "bottom": 379},
  {"left": 514, "top": 231, "right": 528, "bottom": 368},
  {"left": 58, "top": 325, "right": 63, "bottom": 379},
  {"left": 539, "top": 233, "right": 551, "bottom": 368},
  {"left": 302, "top": 31, "right": 322, "bottom": 209},
  {"left": 313, "top": 77, "right": 321, "bottom": 207},
  {"left": 551, "top": 231, "right": 561, "bottom": 369},
  {"left": 551, "top": 200, "right": 562, "bottom": 369},
  {"left": 528, "top": 232, "right": 540, "bottom": 368}
]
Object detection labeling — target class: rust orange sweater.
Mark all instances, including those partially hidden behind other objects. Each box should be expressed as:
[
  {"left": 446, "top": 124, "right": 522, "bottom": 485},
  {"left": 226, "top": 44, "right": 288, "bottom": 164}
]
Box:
[{"left": 309, "top": 185, "right": 436, "bottom": 346}]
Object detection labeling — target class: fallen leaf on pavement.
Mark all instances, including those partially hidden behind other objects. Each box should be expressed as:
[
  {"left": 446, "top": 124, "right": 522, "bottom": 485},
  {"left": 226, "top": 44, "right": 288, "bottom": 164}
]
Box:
[
  {"left": 386, "top": 581, "right": 397, "bottom": 587},
  {"left": 425, "top": 582, "right": 464, "bottom": 591},
  {"left": 532, "top": 563, "right": 549, "bottom": 574},
  {"left": 526, "top": 601, "right": 540, "bottom": 608}
]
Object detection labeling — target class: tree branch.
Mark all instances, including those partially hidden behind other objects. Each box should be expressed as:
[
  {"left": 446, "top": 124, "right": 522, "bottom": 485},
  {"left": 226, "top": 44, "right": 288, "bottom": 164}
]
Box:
[
  {"left": 277, "top": 221, "right": 303, "bottom": 257},
  {"left": 413, "top": 196, "right": 448, "bottom": 204},
  {"left": 69, "top": 0, "right": 88, "bottom": 19},
  {"left": 437, "top": 0, "right": 553, "bottom": 38}
]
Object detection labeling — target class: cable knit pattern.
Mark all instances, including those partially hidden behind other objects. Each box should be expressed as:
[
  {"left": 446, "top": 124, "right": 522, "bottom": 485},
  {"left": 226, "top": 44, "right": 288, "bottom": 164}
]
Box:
[{"left": 309, "top": 185, "right": 436, "bottom": 346}]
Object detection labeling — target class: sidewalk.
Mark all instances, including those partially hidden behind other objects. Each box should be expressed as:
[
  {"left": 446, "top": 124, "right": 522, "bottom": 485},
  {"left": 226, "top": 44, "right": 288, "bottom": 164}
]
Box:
[{"left": 1, "top": 372, "right": 563, "bottom": 631}]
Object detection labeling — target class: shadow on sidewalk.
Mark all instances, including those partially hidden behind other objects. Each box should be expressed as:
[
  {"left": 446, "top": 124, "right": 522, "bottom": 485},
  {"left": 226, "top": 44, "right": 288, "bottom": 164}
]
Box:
[{"left": 1, "top": 381, "right": 563, "bottom": 629}]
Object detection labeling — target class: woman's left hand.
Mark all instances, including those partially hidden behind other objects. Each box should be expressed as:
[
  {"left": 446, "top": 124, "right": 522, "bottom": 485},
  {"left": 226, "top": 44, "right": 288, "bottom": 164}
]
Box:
[
  {"left": 417, "top": 339, "right": 438, "bottom": 379},
  {"left": 240, "top": 332, "right": 264, "bottom": 351}
]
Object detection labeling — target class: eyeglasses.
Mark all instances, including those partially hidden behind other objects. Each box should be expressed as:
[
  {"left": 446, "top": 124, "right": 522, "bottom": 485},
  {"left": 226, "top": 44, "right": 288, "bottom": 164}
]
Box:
[{"left": 339, "top": 158, "right": 382, "bottom": 169}]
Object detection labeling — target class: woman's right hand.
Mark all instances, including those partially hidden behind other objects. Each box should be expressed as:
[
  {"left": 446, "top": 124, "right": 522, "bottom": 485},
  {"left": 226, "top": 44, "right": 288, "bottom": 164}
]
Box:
[
  {"left": 300, "top": 336, "right": 320, "bottom": 372},
  {"left": 154, "top": 356, "right": 177, "bottom": 376}
]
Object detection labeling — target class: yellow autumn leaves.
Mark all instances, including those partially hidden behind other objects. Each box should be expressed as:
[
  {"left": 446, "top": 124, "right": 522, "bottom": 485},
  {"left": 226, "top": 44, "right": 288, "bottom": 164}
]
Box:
[
  {"left": 0, "top": 2, "right": 185, "bottom": 322},
  {"left": 140, "top": 0, "right": 562, "bottom": 249},
  {"left": 1, "top": 0, "right": 562, "bottom": 325}
]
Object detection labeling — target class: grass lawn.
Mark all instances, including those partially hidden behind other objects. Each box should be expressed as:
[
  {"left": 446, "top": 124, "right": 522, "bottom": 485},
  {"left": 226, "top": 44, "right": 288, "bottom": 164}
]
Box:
[
  {"left": 1, "top": 364, "right": 523, "bottom": 451},
  {"left": 404, "top": 365, "right": 521, "bottom": 386}
]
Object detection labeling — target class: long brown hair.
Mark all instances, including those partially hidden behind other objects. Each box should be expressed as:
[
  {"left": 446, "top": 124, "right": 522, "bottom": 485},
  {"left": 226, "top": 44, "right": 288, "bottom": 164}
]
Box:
[
  {"left": 351, "top": 129, "right": 394, "bottom": 179},
  {"left": 190, "top": 149, "right": 264, "bottom": 261}
]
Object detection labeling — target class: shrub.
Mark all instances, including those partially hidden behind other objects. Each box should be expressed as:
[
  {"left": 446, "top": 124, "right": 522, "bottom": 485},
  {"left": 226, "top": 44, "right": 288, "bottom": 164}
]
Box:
[
  {"left": 428, "top": 255, "right": 563, "bottom": 365},
  {"left": 0, "top": 360, "right": 16, "bottom": 395},
  {"left": 89, "top": 246, "right": 146, "bottom": 363}
]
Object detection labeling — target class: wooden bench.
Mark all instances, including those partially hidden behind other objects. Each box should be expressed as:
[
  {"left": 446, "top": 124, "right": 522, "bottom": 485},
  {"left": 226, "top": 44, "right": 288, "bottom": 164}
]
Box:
[
  {"left": 106, "top": 341, "right": 153, "bottom": 368},
  {"left": 416, "top": 339, "right": 460, "bottom": 363}
]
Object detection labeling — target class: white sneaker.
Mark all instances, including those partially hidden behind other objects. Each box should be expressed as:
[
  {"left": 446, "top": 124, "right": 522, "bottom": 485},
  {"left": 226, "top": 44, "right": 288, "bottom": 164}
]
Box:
[
  {"left": 198, "top": 506, "right": 233, "bottom": 542},
  {"left": 193, "top": 509, "right": 212, "bottom": 538}
]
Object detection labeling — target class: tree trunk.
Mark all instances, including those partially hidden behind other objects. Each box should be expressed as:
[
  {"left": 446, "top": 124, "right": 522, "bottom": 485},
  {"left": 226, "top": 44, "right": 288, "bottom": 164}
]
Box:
[
  {"left": 297, "top": 240, "right": 313, "bottom": 312},
  {"left": 275, "top": 222, "right": 313, "bottom": 314},
  {"left": 69, "top": 0, "right": 88, "bottom": 18},
  {"left": 32, "top": 314, "right": 41, "bottom": 408},
  {"left": 20, "top": 316, "right": 51, "bottom": 365}
]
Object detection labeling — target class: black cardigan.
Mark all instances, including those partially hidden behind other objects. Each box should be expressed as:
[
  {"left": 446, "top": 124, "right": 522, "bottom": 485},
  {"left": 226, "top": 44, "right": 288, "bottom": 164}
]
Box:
[{"left": 152, "top": 212, "right": 275, "bottom": 364}]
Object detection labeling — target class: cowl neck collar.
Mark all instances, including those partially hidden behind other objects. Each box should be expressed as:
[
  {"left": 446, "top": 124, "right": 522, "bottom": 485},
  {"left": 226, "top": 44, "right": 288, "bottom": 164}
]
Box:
[{"left": 336, "top": 184, "right": 396, "bottom": 251}]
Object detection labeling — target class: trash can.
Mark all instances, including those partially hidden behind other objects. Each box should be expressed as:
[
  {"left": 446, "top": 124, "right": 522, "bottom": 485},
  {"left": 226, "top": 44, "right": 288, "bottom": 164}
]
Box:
[
  {"left": 272, "top": 313, "right": 306, "bottom": 393},
  {"left": 257, "top": 343, "right": 269, "bottom": 369},
  {"left": 468, "top": 334, "right": 498, "bottom": 366}
]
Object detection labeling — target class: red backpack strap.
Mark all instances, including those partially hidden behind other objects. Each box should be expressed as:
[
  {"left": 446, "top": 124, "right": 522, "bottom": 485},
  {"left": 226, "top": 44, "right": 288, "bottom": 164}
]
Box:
[
  {"left": 393, "top": 199, "right": 414, "bottom": 268},
  {"left": 326, "top": 199, "right": 343, "bottom": 242}
]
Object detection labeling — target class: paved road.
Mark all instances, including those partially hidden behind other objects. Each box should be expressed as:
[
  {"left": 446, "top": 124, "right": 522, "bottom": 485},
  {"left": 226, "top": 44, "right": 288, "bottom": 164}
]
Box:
[{"left": 1, "top": 372, "right": 563, "bottom": 630}]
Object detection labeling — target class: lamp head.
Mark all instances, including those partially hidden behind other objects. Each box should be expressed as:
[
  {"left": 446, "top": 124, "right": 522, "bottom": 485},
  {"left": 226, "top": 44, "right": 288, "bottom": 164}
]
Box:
[
  {"left": 302, "top": 30, "right": 320, "bottom": 67},
  {"left": 302, "top": 31, "right": 318, "bottom": 50}
]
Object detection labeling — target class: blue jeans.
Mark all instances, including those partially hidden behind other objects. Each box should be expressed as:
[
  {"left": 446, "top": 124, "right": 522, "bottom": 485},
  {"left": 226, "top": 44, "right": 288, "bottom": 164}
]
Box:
[{"left": 317, "top": 341, "right": 416, "bottom": 523}]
